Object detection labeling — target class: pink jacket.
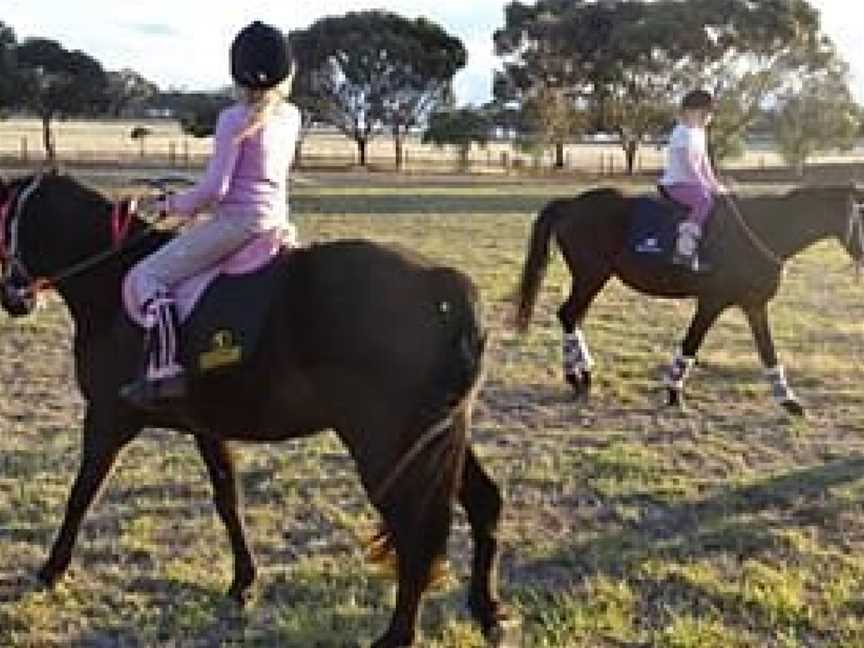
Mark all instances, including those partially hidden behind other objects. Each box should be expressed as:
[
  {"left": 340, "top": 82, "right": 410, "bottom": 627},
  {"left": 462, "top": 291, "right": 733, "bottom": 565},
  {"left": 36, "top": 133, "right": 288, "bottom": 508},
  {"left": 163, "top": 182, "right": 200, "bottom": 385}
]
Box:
[{"left": 167, "top": 101, "right": 301, "bottom": 229}]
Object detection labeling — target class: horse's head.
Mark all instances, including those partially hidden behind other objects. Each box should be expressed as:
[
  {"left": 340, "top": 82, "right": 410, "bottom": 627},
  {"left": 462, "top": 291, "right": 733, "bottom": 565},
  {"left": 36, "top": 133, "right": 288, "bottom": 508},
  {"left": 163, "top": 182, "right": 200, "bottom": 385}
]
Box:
[
  {"left": 0, "top": 173, "right": 110, "bottom": 317},
  {"left": 842, "top": 185, "right": 864, "bottom": 271}
]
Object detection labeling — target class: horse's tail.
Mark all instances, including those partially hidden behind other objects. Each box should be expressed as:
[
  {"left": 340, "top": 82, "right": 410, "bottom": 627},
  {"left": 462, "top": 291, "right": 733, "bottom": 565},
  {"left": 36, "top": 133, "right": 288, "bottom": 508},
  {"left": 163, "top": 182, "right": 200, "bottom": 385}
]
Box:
[
  {"left": 515, "top": 199, "right": 568, "bottom": 332},
  {"left": 367, "top": 271, "right": 485, "bottom": 579}
]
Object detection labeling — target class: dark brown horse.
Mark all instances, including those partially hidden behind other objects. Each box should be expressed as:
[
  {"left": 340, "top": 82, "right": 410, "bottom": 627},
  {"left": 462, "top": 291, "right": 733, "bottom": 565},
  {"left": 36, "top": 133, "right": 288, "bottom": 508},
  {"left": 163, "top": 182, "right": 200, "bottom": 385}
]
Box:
[
  {"left": 0, "top": 172, "right": 508, "bottom": 648},
  {"left": 515, "top": 186, "right": 864, "bottom": 415}
]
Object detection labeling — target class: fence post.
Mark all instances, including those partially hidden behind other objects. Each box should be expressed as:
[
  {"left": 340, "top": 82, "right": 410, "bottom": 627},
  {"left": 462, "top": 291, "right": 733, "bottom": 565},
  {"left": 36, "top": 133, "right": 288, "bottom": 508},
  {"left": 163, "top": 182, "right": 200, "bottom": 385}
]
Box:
[
  {"left": 183, "top": 139, "right": 190, "bottom": 168},
  {"left": 168, "top": 141, "right": 176, "bottom": 167},
  {"left": 20, "top": 137, "right": 28, "bottom": 162}
]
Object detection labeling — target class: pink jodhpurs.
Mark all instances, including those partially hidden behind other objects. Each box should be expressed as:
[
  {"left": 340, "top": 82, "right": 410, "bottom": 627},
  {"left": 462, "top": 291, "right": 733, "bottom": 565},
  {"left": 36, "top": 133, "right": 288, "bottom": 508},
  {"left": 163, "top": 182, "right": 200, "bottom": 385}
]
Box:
[{"left": 663, "top": 183, "right": 715, "bottom": 226}]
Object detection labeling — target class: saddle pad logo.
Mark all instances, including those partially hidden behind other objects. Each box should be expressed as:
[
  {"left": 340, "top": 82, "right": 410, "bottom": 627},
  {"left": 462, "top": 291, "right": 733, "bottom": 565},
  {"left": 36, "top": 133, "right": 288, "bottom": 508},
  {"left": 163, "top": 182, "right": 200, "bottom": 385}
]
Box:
[
  {"left": 199, "top": 329, "right": 242, "bottom": 371},
  {"left": 635, "top": 236, "right": 662, "bottom": 254}
]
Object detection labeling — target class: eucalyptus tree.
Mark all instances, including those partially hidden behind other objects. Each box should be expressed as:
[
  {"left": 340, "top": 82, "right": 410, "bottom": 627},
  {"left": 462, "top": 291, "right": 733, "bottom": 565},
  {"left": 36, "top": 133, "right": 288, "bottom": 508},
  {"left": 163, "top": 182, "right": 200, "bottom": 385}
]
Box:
[
  {"left": 774, "top": 60, "right": 860, "bottom": 176},
  {"left": 423, "top": 107, "right": 493, "bottom": 171},
  {"left": 291, "top": 11, "right": 466, "bottom": 169},
  {"left": 16, "top": 38, "right": 109, "bottom": 160},
  {"left": 493, "top": 0, "right": 843, "bottom": 172}
]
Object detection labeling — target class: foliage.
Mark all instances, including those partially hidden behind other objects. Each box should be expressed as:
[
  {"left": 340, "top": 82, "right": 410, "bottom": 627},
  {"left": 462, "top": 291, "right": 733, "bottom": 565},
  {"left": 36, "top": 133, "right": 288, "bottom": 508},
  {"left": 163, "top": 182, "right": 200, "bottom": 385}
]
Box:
[
  {"left": 105, "top": 69, "right": 159, "bottom": 117},
  {"left": 0, "top": 21, "right": 16, "bottom": 110},
  {"left": 774, "top": 62, "right": 860, "bottom": 176},
  {"left": 423, "top": 107, "right": 493, "bottom": 170},
  {"left": 291, "top": 11, "right": 466, "bottom": 168},
  {"left": 493, "top": 0, "right": 843, "bottom": 172},
  {"left": 15, "top": 37, "right": 109, "bottom": 159},
  {"left": 175, "top": 93, "right": 233, "bottom": 138}
]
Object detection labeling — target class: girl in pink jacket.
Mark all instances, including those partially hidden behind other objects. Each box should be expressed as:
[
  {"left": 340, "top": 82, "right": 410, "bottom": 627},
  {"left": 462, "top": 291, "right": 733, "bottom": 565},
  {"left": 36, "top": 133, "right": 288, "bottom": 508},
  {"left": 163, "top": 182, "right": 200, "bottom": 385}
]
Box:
[
  {"left": 659, "top": 90, "right": 726, "bottom": 272},
  {"left": 122, "top": 21, "right": 301, "bottom": 408}
]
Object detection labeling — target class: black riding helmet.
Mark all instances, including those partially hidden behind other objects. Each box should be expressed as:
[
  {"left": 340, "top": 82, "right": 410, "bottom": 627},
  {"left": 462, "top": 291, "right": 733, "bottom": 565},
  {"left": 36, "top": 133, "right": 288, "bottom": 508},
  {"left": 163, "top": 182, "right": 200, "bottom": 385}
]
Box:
[
  {"left": 681, "top": 89, "right": 713, "bottom": 111},
  {"left": 230, "top": 21, "right": 294, "bottom": 90}
]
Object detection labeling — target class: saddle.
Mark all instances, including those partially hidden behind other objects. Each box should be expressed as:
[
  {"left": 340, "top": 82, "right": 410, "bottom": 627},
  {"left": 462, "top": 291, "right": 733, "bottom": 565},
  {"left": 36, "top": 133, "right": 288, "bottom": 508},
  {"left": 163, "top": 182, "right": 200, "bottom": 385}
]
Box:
[
  {"left": 626, "top": 188, "right": 714, "bottom": 266},
  {"left": 122, "top": 232, "right": 292, "bottom": 376}
]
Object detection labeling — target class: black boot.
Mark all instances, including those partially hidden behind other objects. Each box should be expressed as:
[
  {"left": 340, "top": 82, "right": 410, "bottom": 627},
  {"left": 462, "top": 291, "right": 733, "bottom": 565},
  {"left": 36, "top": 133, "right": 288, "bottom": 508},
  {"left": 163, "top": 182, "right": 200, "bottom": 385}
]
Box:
[{"left": 120, "top": 296, "right": 187, "bottom": 409}]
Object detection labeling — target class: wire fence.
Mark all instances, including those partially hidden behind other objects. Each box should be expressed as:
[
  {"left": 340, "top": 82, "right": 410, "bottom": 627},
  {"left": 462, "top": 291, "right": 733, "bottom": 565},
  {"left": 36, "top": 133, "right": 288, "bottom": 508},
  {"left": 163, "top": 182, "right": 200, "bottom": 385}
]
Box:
[{"left": 3, "top": 117, "right": 864, "bottom": 177}]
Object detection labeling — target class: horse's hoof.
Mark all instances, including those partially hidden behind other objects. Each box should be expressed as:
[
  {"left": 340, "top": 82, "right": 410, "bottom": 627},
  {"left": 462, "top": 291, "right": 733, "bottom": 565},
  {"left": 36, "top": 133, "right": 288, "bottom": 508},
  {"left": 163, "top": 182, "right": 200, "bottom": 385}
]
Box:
[
  {"left": 781, "top": 399, "right": 806, "bottom": 417},
  {"left": 566, "top": 371, "right": 591, "bottom": 400},
  {"left": 483, "top": 609, "right": 521, "bottom": 647},
  {"left": 666, "top": 388, "right": 685, "bottom": 410}
]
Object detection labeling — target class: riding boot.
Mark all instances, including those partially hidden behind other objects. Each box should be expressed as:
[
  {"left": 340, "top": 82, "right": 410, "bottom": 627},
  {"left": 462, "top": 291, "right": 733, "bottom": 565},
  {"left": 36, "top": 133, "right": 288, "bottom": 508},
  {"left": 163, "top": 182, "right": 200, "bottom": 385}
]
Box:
[
  {"left": 672, "top": 221, "right": 710, "bottom": 273},
  {"left": 120, "top": 295, "right": 187, "bottom": 409}
]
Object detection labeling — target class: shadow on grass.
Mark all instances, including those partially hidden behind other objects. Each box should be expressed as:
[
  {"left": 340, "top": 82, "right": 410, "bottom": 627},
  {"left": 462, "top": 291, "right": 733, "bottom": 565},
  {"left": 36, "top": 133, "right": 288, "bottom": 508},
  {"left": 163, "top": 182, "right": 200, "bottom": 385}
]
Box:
[{"left": 509, "top": 456, "right": 864, "bottom": 636}]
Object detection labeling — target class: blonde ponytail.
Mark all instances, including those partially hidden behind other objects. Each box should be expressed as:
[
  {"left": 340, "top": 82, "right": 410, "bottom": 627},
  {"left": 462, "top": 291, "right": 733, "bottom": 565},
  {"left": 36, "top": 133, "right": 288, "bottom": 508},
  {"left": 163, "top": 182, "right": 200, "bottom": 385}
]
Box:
[{"left": 234, "top": 70, "right": 295, "bottom": 143}]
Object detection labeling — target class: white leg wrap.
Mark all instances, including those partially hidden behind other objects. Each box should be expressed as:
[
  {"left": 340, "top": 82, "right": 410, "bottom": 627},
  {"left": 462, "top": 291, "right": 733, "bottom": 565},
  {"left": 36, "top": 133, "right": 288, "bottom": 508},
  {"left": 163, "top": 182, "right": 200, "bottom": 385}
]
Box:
[
  {"left": 766, "top": 365, "right": 796, "bottom": 403},
  {"left": 563, "top": 329, "right": 594, "bottom": 373},
  {"left": 664, "top": 349, "right": 696, "bottom": 390}
]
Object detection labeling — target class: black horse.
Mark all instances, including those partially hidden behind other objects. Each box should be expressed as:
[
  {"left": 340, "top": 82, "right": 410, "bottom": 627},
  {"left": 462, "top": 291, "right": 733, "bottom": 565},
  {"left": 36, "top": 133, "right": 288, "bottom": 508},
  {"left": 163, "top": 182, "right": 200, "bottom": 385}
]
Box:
[
  {"left": 516, "top": 186, "right": 864, "bottom": 415},
  {"left": 0, "top": 172, "right": 508, "bottom": 648}
]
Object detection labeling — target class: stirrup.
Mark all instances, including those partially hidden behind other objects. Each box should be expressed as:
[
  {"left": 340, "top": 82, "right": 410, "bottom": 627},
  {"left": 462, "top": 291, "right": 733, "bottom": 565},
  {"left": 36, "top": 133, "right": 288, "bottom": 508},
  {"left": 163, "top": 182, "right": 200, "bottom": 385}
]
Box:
[{"left": 120, "top": 373, "right": 187, "bottom": 410}]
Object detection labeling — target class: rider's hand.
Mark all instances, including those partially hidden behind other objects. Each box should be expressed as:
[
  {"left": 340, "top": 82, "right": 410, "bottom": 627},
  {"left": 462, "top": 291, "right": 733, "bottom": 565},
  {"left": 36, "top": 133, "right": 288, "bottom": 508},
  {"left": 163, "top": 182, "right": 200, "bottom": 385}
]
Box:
[{"left": 136, "top": 194, "right": 170, "bottom": 218}]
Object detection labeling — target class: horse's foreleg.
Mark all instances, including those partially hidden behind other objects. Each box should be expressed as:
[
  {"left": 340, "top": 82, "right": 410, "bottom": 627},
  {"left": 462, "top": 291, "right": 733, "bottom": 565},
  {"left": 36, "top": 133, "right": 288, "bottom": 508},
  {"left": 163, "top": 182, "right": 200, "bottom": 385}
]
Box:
[
  {"left": 743, "top": 304, "right": 804, "bottom": 416},
  {"left": 664, "top": 301, "right": 725, "bottom": 409},
  {"left": 39, "top": 408, "right": 136, "bottom": 586},
  {"left": 459, "top": 446, "right": 512, "bottom": 640},
  {"left": 194, "top": 436, "right": 256, "bottom": 603}
]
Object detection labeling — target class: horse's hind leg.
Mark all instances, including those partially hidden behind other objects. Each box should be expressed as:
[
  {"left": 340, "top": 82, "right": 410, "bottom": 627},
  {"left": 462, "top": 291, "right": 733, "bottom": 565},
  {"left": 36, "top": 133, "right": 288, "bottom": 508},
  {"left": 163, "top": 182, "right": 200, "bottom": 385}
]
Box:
[
  {"left": 558, "top": 271, "right": 610, "bottom": 398},
  {"left": 460, "top": 446, "right": 511, "bottom": 639},
  {"left": 663, "top": 300, "right": 725, "bottom": 409},
  {"left": 39, "top": 407, "right": 137, "bottom": 586},
  {"left": 742, "top": 303, "right": 805, "bottom": 416},
  {"left": 194, "top": 436, "right": 256, "bottom": 602}
]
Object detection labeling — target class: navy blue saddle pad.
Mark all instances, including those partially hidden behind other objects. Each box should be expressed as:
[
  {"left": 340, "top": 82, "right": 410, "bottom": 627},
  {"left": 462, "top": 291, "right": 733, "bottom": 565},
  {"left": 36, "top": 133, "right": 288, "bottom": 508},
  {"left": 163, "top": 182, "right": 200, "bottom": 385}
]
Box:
[{"left": 626, "top": 197, "right": 687, "bottom": 263}]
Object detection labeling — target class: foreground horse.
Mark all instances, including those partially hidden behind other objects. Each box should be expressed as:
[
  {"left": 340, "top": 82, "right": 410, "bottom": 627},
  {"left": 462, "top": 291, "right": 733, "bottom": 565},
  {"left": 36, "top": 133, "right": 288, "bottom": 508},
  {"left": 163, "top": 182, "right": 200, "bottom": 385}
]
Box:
[
  {"left": 516, "top": 186, "right": 864, "bottom": 415},
  {"left": 0, "top": 173, "right": 507, "bottom": 647}
]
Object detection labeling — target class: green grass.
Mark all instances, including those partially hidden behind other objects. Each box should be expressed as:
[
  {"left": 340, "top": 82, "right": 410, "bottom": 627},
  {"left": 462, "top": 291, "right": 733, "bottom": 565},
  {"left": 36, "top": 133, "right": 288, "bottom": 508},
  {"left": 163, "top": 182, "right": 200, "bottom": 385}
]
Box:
[{"left": 2, "top": 172, "right": 864, "bottom": 646}]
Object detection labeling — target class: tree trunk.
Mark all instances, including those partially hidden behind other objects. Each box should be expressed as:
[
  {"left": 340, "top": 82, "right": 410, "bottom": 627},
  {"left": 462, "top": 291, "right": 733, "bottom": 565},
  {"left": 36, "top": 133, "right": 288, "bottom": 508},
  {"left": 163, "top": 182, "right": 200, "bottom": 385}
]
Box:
[
  {"left": 41, "top": 113, "right": 55, "bottom": 162},
  {"left": 294, "top": 136, "right": 304, "bottom": 168},
  {"left": 554, "top": 142, "right": 565, "bottom": 169},
  {"left": 623, "top": 139, "right": 638, "bottom": 176},
  {"left": 356, "top": 137, "right": 368, "bottom": 167},
  {"left": 394, "top": 128, "right": 404, "bottom": 171}
]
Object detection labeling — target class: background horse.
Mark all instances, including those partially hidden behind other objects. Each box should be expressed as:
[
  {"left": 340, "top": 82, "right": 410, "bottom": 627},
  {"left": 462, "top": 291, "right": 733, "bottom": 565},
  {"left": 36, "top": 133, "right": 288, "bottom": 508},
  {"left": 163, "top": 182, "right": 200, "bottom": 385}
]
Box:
[
  {"left": 515, "top": 186, "right": 864, "bottom": 415},
  {"left": 0, "top": 172, "right": 507, "bottom": 648}
]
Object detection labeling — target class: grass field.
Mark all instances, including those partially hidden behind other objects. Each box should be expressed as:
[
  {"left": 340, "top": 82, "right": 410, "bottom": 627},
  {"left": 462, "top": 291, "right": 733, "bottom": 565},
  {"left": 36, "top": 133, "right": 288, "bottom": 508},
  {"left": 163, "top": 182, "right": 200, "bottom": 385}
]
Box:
[{"left": 1, "top": 171, "right": 864, "bottom": 646}]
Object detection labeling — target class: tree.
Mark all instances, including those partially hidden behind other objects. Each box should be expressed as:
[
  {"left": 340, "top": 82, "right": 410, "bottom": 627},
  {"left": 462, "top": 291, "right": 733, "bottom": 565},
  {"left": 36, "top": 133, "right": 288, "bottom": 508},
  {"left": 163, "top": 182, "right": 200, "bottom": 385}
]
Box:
[
  {"left": 16, "top": 38, "right": 109, "bottom": 160},
  {"left": 172, "top": 92, "right": 233, "bottom": 138},
  {"left": 106, "top": 69, "right": 159, "bottom": 117},
  {"left": 291, "top": 11, "right": 466, "bottom": 169},
  {"left": 0, "top": 22, "right": 16, "bottom": 110},
  {"left": 493, "top": 0, "right": 838, "bottom": 172},
  {"left": 423, "top": 107, "right": 492, "bottom": 171},
  {"left": 774, "top": 62, "right": 859, "bottom": 176}
]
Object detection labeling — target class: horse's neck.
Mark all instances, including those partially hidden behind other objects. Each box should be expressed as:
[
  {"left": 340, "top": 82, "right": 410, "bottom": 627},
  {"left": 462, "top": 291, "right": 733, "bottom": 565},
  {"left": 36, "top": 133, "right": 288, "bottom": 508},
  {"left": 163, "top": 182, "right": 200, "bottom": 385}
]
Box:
[
  {"left": 56, "top": 219, "right": 167, "bottom": 333},
  {"left": 738, "top": 193, "right": 843, "bottom": 259}
]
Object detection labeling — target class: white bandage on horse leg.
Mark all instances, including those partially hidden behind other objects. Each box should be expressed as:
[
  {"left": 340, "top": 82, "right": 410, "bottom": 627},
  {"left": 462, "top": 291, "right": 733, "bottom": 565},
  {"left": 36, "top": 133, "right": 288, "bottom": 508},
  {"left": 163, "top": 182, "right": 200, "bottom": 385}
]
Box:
[
  {"left": 663, "top": 349, "right": 696, "bottom": 390},
  {"left": 765, "top": 365, "right": 796, "bottom": 403},
  {"left": 563, "top": 329, "right": 594, "bottom": 374}
]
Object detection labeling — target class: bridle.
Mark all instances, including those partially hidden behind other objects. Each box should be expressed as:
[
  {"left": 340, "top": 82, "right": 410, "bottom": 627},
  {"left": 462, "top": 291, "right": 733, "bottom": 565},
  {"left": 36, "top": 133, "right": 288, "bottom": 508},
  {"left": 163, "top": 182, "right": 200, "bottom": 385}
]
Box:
[{"left": 0, "top": 175, "right": 147, "bottom": 300}]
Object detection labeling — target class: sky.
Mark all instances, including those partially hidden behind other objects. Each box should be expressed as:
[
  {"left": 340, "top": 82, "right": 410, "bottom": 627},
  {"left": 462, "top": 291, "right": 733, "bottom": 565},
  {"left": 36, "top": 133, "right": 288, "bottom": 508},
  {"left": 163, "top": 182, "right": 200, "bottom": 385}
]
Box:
[{"left": 2, "top": 0, "right": 863, "bottom": 105}]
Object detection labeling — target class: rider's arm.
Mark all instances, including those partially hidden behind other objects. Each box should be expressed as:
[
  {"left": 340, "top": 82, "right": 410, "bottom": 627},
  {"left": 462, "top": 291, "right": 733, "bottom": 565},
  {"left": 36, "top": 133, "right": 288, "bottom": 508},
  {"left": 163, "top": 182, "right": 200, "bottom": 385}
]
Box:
[{"left": 163, "top": 108, "right": 243, "bottom": 217}]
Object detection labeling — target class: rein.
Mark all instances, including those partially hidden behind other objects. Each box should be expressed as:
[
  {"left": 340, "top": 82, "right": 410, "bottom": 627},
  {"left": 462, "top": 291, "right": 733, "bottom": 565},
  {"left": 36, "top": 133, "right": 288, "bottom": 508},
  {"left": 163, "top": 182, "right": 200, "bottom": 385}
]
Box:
[{"left": 722, "top": 193, "right": 785, "bottom": 269}]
